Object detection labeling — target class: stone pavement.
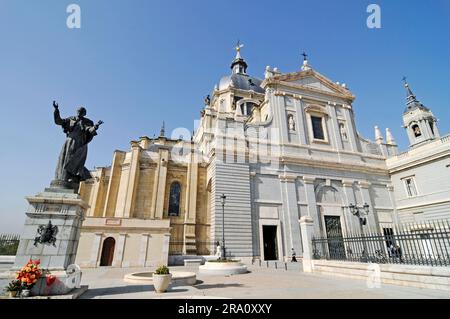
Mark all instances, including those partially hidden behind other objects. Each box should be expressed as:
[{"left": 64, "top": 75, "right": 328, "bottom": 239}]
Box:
[{"left": 76, "top": 265, "right": 450, "bottom": 299}]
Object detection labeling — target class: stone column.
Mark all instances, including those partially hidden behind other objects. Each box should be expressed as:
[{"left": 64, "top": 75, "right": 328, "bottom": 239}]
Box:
[
  {"left": 112, "top": 233, "right": 127, "bottom": 267},
  {"left": 139, "top": 233, "right": 150, "bottom": 267},
  {"left": 279, "top": 173, "right": 302, "bottom": 259},
  {"left": 89, "top": 233, "right": 103, "bottom": 267},
  {"left": 300, "top": 216, "right": 315, "bottom": 273},
  {"left": 303, "top": 176, "right": 321, "bottom": 236}
]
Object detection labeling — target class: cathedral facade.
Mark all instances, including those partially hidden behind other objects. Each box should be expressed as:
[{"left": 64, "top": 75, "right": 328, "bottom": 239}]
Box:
[{"left": 74, "top": 48, "right": 449, "bottom": 268}]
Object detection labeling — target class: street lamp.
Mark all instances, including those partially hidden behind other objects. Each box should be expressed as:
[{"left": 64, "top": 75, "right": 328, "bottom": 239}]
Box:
[{"left": 220, "top": 194, "right": 227, "bottom": 260}]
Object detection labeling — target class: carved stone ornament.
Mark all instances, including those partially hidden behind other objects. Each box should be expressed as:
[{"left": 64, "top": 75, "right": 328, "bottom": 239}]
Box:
[{"left": 34, "top": 220, "right": 59, "bottom": 247}]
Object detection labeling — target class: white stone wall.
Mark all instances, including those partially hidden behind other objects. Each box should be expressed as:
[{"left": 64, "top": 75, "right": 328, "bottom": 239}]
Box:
[{"left": 388, "top": 135, "right": 450, "bottom": 222}]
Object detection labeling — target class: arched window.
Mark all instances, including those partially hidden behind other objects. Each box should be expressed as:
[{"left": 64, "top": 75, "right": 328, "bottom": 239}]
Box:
[{"left": 168, "top": 182, "right": 181, "bottom": 216}]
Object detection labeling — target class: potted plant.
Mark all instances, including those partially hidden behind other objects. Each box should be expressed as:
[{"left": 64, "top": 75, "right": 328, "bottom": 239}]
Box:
[
  {"left": 4, "top": 279, "right": 22, "bottom": 298},
  {"left": 152, "top": 265, "right": 172, "bottom": 293},
  {"left": 16, "top": 259, "right": 43, "bottom": 297}
]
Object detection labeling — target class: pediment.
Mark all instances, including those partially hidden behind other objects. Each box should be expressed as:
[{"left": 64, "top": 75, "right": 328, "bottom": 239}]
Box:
[
  {"left": 290, "top": 76, "right": 337, "bottom": 93},
  {"left": 267, "top": 69, "right": 355, "bottom": 100}
]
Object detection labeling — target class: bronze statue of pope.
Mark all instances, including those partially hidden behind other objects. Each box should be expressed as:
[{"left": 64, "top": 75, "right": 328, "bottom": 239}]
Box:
[{"left": 52, "top": 101, "right": 103, "bottom": 188}]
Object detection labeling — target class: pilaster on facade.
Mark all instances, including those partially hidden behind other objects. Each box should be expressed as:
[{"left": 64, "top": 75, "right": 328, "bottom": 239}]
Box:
[
  {"left": 151, "top": 148, "right": 169, "bottom": 219},
  {"left": 326, "top": 103, "right": 342, "bottom": 152},
  {"left": 280, "top": 173, "right": 302, "bottom": 257},
  {"left": 386, "top": 184, "right": 399, "bottom": 224},
  {"left": 343, "top": 108, "right": 360, "bottom": 152},
  {"left": 184, "top": 151, "right": 198, "bottom": 224},
  {"left": 139, "top": 233, "right": 150, "bottom": 267},
  {"left": 340, "top": 179, "right": 357, "bottom": 233},
  {"left": 302, "top": 176, "right": 321, "bottom": 236},
  {"left": 103, "top": 151, "right": 126, "bottom": 218},
  {"left": 123, "top": 142, "right": 141, "bottom": 218},
  {"left": 112, "top": 233, "right": 127, "bottom": 267},
  {"left": 89, "top": 232, "right": 103, "bottom": 268},
  {"left": 357, "top": 181, "right": 379, "bottom": 230}
]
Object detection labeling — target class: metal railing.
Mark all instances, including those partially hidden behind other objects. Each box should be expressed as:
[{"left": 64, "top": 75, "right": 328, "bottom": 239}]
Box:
[
  {"left": 312, "top": 220, "right": 450, "bottom": 267},
  {"left": 0, "top": 234, "right": 20, "bottom": 256}
]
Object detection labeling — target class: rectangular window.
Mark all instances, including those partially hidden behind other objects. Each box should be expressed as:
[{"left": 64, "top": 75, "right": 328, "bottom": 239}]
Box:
[
  {"left": 404, "top": 177, "right": 418, "bottom": 197},
  {"left": 311, "top": 116, "right": 325, "bottom": 140}
]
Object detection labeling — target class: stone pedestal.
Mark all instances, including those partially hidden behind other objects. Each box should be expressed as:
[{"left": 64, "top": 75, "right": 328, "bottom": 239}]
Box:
[{"left": 12, "top": 185, "right": 88, "bottom": 296}]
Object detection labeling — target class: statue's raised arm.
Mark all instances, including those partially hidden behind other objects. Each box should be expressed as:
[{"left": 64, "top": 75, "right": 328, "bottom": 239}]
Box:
[{"left": 53, "top": 100, "right": 66, "bottom": 126}]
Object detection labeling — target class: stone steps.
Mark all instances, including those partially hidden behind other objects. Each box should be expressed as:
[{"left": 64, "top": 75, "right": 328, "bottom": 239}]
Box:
[{"left": 251, "top": 260, "right": 303, "bottom": 271}]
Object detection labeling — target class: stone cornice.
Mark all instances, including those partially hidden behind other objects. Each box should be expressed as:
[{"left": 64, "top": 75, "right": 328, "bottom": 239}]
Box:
[
  {"left": 26, "top": 196, "right": 90, "bottom": 209},
  {"left": 280, "top": 155, "right": 388, "bottom": 176}
]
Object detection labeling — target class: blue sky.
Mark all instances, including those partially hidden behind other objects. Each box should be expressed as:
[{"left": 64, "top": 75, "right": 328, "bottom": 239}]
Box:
[{"left": 1, "top": 0, "right": 449, "bottom": 233}]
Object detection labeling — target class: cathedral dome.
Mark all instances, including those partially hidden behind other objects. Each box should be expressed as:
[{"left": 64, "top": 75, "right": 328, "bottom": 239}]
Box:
[
  {"left": 218, "top": 73, "right": 265, "bottom": 93},
  {"left": 216, "top": 42, "right": 265, "bottom": 94}
]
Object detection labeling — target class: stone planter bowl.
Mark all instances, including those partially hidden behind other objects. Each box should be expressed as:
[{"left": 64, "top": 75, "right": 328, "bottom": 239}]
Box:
[{"left": 152, "top": 273, "right": 172, "bottom": 293}]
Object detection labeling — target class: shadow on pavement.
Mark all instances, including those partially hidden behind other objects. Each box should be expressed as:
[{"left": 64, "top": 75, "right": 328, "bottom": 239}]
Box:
[
  {"left": 81, "top": 284, "right": 190, "bottom": 298},
  {"left": 194, "top": 283, "right": 244, "bottom": 290}
]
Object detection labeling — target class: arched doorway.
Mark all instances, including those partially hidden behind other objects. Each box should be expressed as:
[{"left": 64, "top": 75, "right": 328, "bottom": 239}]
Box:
[{"left": 100, "top": 237, "right": 115, "bottom": 266}]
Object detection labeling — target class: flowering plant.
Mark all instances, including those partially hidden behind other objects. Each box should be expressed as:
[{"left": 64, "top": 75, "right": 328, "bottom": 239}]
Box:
[{"left": 16, "top": 259, "right": 43, "bottom": 289}]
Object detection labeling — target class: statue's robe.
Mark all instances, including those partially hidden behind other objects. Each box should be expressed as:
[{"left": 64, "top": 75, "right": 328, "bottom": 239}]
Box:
[{"left": 54, "top": 109, "right": 97, "bottom": 182}]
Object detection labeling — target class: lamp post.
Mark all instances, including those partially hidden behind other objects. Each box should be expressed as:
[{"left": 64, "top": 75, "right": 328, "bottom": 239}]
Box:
[
  {"left": 220, "top": 194, "right": 227, "bottom": 260},
  {"left": 348, "top": 203, "right": 370, "bottom": 260}
]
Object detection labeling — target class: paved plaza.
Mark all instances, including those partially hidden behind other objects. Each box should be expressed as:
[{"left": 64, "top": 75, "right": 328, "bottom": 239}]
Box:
[
  {"left": 73, "top": 265, "right": 450, "bottom": 299},
  {"left": 2, "top": 263, "right": 449, "bottom": 299}
]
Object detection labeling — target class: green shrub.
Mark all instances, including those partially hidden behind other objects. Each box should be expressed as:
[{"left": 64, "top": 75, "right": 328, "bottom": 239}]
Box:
[
  {"left": 154, "top": 265, "right": 170, "bottom": 275},
  {"left": 4, "top": 279, "right": 22, "bottom": 292}
]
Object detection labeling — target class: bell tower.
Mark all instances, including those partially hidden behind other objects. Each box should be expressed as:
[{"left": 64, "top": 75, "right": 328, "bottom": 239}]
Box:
[{"left": 402, "top": 79, "right": 440, "bottom": 147}]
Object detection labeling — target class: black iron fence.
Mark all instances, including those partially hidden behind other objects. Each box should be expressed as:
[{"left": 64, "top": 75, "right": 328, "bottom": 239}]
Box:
[
  {"left": 0, "top": 234, "right": 20, "bottom": 256},
  {"left": 312, "top": 220, "right": 450, "bottom": 267},
  {"left": 169, "top": 241, "right": 215, "bottom": 256}
]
